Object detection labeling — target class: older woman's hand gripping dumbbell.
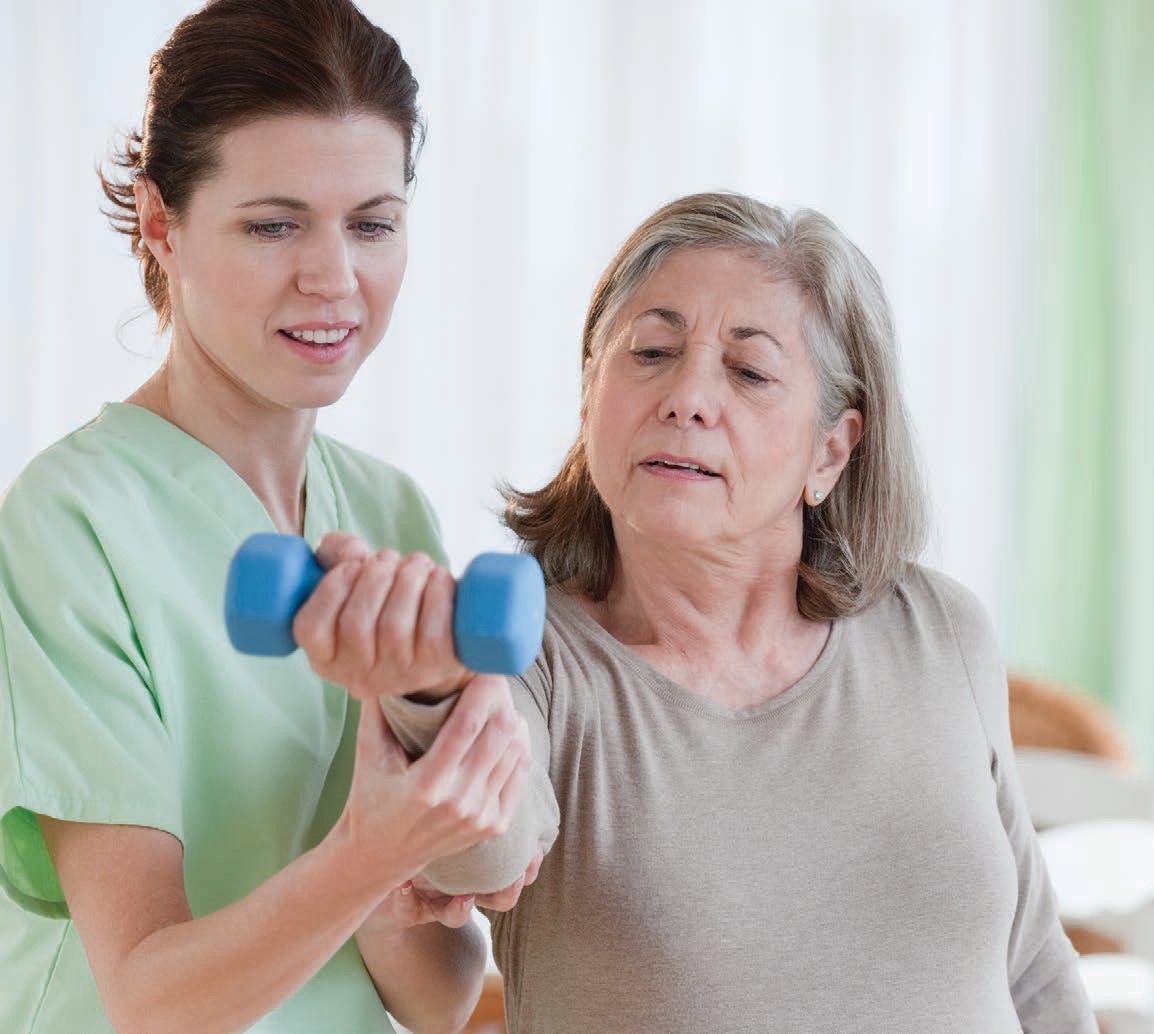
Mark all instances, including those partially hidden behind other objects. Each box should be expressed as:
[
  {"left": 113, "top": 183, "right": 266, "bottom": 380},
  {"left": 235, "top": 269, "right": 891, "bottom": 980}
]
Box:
[{"left": 224, "top": 533, "right": 545, "bottom": 675}]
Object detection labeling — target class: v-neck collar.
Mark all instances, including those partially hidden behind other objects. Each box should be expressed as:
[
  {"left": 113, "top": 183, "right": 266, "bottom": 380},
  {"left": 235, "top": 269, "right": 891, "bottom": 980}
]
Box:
[
  {"left": 545, "top": 584, "right": 843, "bottom": 721},
  {"left": 92, "top": 402, "right": 340, "bottom": 542}
]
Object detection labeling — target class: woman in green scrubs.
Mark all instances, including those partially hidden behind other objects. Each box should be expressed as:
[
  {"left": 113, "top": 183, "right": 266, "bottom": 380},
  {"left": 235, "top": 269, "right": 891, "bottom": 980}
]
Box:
[{"left": 0, "top": 1, "right": 532, "bottom": 1031}]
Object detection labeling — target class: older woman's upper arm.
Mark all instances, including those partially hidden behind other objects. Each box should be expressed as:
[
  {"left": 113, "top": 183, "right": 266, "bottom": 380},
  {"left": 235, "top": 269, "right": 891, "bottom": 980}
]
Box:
[{"left": 939, "top": 578, "right": 1096, "bottom": 1032}]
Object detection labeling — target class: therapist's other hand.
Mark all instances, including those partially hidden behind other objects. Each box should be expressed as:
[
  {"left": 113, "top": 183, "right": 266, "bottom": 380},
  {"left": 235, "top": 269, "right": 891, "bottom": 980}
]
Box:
[
  {"left": 339, "top": 674, "right": 531, "bottom": 883},
  {"left": 366, "top": 880, "right": 479, "bottom": 932}
]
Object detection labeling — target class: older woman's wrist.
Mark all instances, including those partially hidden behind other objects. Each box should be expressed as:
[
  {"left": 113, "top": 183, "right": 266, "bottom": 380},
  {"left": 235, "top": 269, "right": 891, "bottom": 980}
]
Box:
[
  {"left": 404, "top": 687, "right": 457, "bottom": 704},
  {"left": 403, "top": 672, "right": 468, "bottom": 704}
]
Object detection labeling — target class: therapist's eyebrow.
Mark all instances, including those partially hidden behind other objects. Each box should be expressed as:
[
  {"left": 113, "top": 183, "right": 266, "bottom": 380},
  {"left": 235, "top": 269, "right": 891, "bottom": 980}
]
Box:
[{"left": 234, "top": 193, "right": 407, "bottom": 211}]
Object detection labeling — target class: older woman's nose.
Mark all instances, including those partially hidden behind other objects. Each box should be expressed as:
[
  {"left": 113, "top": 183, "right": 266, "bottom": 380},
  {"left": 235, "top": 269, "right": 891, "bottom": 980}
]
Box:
[
  {"left": 297, "top": 232, "right": 357, "bottom": 300},
  {"left": 658, "top": 358, "right": 722, "bottom": 428}
]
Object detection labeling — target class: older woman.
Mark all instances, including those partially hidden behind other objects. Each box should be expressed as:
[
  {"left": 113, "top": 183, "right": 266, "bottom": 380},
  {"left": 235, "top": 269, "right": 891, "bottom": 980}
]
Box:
[{"left": 373, "top": 191, "right": 1096, "bottom": 1032}]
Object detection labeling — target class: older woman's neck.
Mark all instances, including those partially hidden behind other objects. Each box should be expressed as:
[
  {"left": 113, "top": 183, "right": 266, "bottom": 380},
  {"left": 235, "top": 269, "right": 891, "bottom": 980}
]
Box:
[
  {"left": 586, "top": 540, "right": 830, "bottom": 708},
  {"left": 601, "top": 538, "right": 808, "bottom": 649}
]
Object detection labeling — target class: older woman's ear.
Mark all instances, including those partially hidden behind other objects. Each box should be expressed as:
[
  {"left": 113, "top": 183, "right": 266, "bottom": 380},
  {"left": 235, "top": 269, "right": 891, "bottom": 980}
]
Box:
[{"left": 808, "top": 408, "right": 864, "bottom": 501}]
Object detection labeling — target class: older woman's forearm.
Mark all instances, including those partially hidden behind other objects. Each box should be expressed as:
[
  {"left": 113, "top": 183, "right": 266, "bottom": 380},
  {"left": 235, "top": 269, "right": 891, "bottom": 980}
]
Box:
[
  {"left": 380, "top": 691, "right": 560, "bottom": 895},
  {"left": 357, "top": 915, "right": 488, "bottom": 1033}
]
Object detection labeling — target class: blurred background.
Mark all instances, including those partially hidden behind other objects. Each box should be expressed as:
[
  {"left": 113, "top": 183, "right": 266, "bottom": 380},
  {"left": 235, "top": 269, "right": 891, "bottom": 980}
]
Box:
[{"left": 1, "top": 0, "right": 1150, "bottom": 767}]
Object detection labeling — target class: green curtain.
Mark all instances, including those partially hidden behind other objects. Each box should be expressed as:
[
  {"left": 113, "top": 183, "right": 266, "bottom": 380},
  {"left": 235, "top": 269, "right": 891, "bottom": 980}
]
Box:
[{"left": 1011, "top": 0, "right": 1154, "bottom": 766}]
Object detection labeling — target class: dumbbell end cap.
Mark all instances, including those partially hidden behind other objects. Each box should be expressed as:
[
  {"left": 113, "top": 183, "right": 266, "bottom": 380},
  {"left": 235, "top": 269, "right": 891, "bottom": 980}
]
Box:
[
  {"left": 225, "top": 617, "right": 299, "bottom": 657},
  {"left": 454, "top": 552, "right": 546, "bottom": 675},
  {"left": 224, "top": 533, "right": 323, "bottom": 657}
]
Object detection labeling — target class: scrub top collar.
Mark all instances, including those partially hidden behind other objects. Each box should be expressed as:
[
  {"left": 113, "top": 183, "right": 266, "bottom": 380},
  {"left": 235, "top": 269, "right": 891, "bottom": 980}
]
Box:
[{"left": 91, "top": 402, "right": 339, "bottom": 543}]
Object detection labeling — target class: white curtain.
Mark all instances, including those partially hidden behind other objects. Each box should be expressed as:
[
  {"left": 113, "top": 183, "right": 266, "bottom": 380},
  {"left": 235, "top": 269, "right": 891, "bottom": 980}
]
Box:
[{"left": 0, "top": 0, "right": 1055, "bottom": 641}]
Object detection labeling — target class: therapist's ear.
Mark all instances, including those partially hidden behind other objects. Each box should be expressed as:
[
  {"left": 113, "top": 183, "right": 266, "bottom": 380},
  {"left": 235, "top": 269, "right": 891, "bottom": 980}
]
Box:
[{"left": 135, "top": 178, "right": 178, "bottom": 269}]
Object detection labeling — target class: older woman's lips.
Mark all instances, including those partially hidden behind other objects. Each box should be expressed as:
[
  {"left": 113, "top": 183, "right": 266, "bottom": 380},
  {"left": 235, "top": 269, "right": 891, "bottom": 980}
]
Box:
[{"left": 640, "top": 457, "right": 721, "bottom": 480}]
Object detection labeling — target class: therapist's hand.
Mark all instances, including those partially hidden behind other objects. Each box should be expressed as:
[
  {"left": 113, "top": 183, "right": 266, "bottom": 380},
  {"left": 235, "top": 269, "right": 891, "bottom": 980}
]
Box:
[
  {"left": 292, "top": 532, "right": 467, "bottom": 700},
  {"left": 337, "top": 673, "right": 531, "bottom": 886},
  {"left": 364, "top": 880, "right": 478, "bottom": 932}
]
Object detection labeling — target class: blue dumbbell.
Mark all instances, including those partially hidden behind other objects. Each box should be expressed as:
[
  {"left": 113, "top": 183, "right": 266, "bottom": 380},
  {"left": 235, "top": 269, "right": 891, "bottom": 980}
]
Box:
[{"left": 224, "top": 533, "right": 545, "bottom": 674}]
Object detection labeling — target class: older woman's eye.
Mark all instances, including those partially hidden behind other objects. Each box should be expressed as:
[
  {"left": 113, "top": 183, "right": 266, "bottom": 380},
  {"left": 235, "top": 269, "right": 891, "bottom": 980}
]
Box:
[
  {"left": 631, "top": 347, "right": 671, "bottom": 362},
  {"left": 735, "top": 367, "right": 769, "bottom": 384}
]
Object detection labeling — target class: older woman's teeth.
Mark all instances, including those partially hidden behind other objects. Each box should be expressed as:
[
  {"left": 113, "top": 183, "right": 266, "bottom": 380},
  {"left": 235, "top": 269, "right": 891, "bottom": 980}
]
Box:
[
  {"left": 649, "top": 460, "right": 719, "bottom": 476},
  {"left": 287, "top": 328, "right": 351, "bottom": 345}
]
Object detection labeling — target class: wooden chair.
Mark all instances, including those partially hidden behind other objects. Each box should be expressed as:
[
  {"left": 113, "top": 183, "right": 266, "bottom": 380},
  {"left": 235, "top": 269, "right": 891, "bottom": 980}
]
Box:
[
  {"left": 1008, "top": 672, "right": 1132, "bottom": 764},
  {"left": 461, "top": 972, "right": 506, "bottom": 1034},
  {"left": 1008, "top": 672, "right": 1154, "bottom": 1034},
  {"left": 391, "top": 971, "right": 505, "bottom": 1034}
]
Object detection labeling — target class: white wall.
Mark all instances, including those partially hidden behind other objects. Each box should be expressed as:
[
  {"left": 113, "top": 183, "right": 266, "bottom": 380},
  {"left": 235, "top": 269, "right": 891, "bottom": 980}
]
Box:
[{"left": 0, "top": 0, "right": 1056, "bottom": 639}]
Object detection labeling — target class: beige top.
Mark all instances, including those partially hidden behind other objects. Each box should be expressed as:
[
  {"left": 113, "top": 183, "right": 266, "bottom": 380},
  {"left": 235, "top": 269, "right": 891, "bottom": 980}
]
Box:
[{"left": 383, "top": 564, "right": 1094, "bottom": 1034}]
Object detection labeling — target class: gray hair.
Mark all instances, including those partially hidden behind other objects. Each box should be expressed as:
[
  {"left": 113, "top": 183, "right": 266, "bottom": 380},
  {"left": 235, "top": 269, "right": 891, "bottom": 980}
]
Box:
[{"left": 503, "top": 191, "right": 927, "bottom": 618}]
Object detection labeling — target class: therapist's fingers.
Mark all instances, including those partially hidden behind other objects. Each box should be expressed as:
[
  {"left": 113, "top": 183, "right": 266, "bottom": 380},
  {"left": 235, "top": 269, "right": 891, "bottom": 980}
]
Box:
[
  {"left": 315, "top": 531, "right": 374, "bottom": 571},
  {"left": 333, "top": 549, "right": 403, "bottom": 673},
  {"left": 293, "top": 557, "right": 365, "bottom": 668},
  {"left": 373, "top": 552, "right": 439, "bottom": 674},
  {"left": 418, "top": 675, "right": 515, "bottom": 776}
]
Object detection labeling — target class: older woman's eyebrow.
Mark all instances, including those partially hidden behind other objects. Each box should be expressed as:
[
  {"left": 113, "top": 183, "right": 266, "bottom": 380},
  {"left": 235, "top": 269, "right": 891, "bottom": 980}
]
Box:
[
  {"left": 632, "top": 307, "right": 687, "bottom": 329},
  {"left": 234, "top": 193, "right": 407, "bottom": 211},
  {"left": 631, "top": 309, "right": 785, "bottom": 351},
  {"left": 731, "top": 325, "right": 784, "bottom": 350}
]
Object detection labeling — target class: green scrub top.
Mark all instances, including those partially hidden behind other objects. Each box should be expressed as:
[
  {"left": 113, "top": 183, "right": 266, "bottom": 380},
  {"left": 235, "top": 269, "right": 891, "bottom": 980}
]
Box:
[{"left": 0, "top": 403, "right": 447, "bottom": 1033}]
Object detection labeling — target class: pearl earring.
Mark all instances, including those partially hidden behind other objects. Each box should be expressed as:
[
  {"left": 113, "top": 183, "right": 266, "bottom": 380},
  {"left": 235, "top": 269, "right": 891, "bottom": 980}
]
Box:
[{"left": 814, "top": 490, "right": 825, "bottom": 502}]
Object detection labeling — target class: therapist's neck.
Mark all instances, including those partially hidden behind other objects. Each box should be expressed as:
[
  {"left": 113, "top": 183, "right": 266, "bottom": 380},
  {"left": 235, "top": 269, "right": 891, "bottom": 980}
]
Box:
[{"left": 126, "top": 347, "right": 315, "bottom": 536}]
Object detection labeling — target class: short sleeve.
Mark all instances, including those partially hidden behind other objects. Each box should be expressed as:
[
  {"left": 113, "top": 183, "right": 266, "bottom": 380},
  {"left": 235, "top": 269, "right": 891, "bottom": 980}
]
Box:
[{"left": 0, "top": 471, "right": 182, "bottom": 918}]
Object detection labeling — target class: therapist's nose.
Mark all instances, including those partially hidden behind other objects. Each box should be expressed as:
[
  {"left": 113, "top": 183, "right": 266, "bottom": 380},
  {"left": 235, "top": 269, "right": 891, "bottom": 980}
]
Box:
[{"left": 297, "top": 230, "right": 357, "bottom": 300}]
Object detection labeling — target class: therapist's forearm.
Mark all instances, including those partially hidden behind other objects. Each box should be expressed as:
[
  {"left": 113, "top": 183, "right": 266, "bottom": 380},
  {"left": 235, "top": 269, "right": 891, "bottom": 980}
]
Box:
[{"left": 96, "top": 825, "right": 408, "bottom": 1034}]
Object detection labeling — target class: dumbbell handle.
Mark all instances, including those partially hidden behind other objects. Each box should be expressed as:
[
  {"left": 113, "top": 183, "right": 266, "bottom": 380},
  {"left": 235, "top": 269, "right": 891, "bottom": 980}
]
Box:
[{"left": 224, "top": 533, "right": 545, "bottom": 675}]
